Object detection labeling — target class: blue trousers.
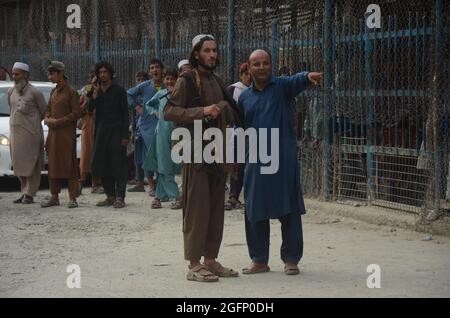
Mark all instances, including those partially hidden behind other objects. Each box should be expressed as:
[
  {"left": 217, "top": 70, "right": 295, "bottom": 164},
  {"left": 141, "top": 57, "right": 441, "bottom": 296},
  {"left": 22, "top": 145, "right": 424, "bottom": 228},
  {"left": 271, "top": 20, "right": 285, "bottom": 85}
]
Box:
[
  {"left": 245, "top": 212, "right": 303, "bottom": 265},
  {"left": 134, "top": 137, "right": 154, "bottom": 180},
  {"left": 155, "top": 174, "right": 180, "bottom": 200}
]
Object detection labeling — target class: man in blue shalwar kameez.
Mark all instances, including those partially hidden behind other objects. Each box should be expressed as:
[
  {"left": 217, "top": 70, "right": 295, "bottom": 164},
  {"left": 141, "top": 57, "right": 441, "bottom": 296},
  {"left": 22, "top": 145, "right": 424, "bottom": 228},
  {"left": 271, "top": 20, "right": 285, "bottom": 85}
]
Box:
[
  {"left": 239, "top": 49, "right": 323, "bottom": 275},
  {"left": 127, "top": 59, "right": 164, "bottom": 195}
]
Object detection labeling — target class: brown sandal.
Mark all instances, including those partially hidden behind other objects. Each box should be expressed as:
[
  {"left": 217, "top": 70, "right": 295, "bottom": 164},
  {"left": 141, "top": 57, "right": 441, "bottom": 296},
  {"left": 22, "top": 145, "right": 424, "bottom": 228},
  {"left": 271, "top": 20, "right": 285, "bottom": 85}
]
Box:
[
  {"left": 151, "top": 198, "right": 162, "bottom": 209},
  {"left": 113, "top": 198, "right": 126, "bottom": 209},
  {"left": 186, "top": 265, "right": 219, "bottom": 283},
  {"left": 96, "top": 196, "right": 115, "bottom": 207},
  {"left": 204, "top": 262, "right": 239, "bottom": 278},
  {"left": 22, "top": 195, "right": 34, "bottom": 204},
  {"left": 225, "top": 197, "right": 242, "bottom": 210},
  {"left": 284, "top": 264, "right": 300, "bottom": 275},
  {"left": 242, "top": 263, "right": 270, "bottom": 275},
  {"left": 170, "top": 199, "right": 183, "bottom": 210}
]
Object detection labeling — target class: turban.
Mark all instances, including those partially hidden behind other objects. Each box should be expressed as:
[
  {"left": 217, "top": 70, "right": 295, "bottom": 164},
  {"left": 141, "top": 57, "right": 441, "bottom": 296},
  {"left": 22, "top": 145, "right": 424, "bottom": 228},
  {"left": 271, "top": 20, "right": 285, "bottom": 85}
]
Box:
[{"left": 12, "top": 62, "right": 29, "bottom": 73}]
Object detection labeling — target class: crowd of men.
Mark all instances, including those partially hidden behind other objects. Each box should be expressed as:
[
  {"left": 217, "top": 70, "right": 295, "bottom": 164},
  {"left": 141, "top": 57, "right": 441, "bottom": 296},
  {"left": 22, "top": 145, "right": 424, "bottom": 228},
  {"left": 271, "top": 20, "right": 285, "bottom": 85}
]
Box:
[{"left": 5, "top": 34, "right": 324, "bottom": 282}]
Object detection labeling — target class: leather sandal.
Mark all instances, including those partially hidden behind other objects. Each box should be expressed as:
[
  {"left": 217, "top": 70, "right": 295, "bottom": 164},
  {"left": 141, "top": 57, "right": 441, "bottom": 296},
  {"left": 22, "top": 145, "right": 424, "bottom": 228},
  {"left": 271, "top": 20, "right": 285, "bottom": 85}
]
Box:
[
  {"left": 284, "top": 264, "right": 300, "bottom": 275},
  {"left": 96, "top": 196, "right": 116, "bottom": 207},
  {"left": 186, "top": 265, "right": 219, "bottom": 283},
  {"left": 242, "top": 263, "right": 270, "bottom": 275},
  {"left": 113, "top": 198, "right": 126, "bottom": 209},
  {"left": 151, "top": 198, "right": 162, "bottom": 209},
  {"left": 204, "top": 262, "right": 239, "bottom": 277}
]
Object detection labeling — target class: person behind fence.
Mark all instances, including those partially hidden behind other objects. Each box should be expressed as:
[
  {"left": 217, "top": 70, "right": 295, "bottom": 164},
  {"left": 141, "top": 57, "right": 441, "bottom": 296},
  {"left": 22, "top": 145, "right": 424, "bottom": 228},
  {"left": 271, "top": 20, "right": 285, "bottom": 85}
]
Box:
[
  {"left": 7, "top": 62, "right": 46, "bottom": 204},
  {"left": 164, "top": 34, "right": 243, "bottom": 283},
  {"left": 143, "top": 68, "right": 182, "bottom": 210},
  {"left": 41, "top": 61, "right": 82, "bottom": 209},
  {"left": 78, "top": 70, "right": 104, "bottom": 195},
  {"left": 225, "top": 62, "right": 251, "bottom": 211},
  {"left": 178, "top": 59, "right": 192, "bottom": 74},
  {"left": 88, "top": 61, "right": 129, "bottom": 209},
  {"left": 239, "top": 49, "right": 323, "bottom": 275},
  {"left": 126, "top": 60, "right": 164, "bottom": 196}
]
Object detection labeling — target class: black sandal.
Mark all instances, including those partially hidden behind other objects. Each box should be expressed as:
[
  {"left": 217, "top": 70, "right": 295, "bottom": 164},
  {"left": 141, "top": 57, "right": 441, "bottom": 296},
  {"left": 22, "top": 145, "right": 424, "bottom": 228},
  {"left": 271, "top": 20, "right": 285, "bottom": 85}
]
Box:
[{"left": 13, "top": 195, "right": 24, "bottom": 204}]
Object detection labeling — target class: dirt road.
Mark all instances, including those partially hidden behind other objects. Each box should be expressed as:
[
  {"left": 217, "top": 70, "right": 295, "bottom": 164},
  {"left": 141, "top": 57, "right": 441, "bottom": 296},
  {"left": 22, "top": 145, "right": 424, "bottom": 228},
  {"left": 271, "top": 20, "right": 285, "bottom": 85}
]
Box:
[{"left": 0, "top": 187, "right": 449, "bottom": 297}]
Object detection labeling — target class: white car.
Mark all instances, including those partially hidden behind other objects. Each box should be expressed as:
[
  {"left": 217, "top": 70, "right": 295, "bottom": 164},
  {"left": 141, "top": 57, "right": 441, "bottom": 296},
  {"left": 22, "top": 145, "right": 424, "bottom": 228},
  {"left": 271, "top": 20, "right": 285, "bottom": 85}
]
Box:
[{"left": 0, "top": 81, "right": 81, "bottom": 177}]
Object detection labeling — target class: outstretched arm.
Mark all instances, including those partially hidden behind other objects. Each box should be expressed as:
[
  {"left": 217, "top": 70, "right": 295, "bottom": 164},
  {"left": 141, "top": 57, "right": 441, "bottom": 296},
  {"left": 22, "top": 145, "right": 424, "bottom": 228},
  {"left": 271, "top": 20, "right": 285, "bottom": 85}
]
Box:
[
  {"left": 308, "top": 72, "right": 324, "bottom": 86},
  {"left": 281, "top": 71, "right": 323, "bottom": 99}
]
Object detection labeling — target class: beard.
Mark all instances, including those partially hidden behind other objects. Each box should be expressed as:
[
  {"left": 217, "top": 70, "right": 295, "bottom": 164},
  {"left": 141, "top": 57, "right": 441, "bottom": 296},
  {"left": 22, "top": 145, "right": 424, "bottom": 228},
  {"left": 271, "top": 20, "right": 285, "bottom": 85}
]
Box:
[
  {"left": 14, "top": 79, "right": 28, "bottom": 92},
  {"left": 198, "top": 57, "right": 217, "bottom": 71}
]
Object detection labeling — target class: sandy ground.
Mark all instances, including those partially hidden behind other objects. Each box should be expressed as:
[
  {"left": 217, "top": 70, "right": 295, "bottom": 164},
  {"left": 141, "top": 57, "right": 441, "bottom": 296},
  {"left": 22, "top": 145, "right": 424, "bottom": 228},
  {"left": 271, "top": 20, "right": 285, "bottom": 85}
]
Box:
[{"left": 0, "top": 181, "right": 449, "bottom": 298}]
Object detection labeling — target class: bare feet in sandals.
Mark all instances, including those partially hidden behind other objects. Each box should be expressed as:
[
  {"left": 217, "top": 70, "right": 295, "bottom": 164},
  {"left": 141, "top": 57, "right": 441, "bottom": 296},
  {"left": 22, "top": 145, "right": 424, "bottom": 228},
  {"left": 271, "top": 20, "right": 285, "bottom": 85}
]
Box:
[
  {"left": 170, "top": 198, "right": 183, "bottom": 210},
  {"left": 284, "top": 262, "right": 300, "bottom": 275},
  {"left": 151, "top": 198, "right": 162, "bottom": 209},
  {"left": 242, "top": 262, "right": 270, "bottom": 275},
  {"left": 204, "top": 261, "right": 239, "bottom": 277},
  {"left": 187, "top": 264, "right": 219, "bottom": 283}
]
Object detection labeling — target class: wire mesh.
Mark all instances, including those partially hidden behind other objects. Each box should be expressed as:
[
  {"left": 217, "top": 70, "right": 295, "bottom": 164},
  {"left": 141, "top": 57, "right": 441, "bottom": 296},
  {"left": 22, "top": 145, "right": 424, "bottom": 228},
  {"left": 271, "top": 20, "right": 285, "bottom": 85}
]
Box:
[{"left": 0, "top": 0, "right": 448, "bottom": 215}]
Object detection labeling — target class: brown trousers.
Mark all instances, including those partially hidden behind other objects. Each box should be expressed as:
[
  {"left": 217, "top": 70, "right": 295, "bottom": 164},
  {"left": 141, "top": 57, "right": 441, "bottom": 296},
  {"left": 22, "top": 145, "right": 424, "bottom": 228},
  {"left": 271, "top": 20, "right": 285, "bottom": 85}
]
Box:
[
  {"left": 49, "top": 166, "right": 79, "bottom": 200},
  {"left": 182, "top": 163, "right": 226, "bottom": 261}
]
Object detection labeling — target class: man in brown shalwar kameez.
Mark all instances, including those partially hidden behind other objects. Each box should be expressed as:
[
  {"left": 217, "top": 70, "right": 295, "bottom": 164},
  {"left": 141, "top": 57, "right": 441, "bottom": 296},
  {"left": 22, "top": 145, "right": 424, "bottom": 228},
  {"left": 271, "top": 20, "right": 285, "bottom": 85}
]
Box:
[
  {"left": 78, "top": 70, "right": 103, "bottom": 195},
  {"left": 41, "top": 61, "right": 82, "bottom": 209},
  {"left": 8, "top": 62, "right": 47, "bottom": 204},
  {"left": 164, "top": 34, "right": 242, "bottom": 282}
]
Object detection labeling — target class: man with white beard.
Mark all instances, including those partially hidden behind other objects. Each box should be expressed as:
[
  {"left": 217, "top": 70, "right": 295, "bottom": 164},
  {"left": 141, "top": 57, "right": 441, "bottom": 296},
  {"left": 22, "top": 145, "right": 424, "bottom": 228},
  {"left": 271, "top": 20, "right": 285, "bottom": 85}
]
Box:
[{"left": 7, "top": 62, "right": 47, "bottom": 204}]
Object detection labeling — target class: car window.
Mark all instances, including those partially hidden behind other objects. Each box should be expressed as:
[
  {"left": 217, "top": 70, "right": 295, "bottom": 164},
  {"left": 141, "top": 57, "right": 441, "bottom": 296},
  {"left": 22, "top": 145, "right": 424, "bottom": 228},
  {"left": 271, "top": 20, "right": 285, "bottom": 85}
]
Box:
[{"left": 0, "top": 86, "right": 54, "bottom": 116}]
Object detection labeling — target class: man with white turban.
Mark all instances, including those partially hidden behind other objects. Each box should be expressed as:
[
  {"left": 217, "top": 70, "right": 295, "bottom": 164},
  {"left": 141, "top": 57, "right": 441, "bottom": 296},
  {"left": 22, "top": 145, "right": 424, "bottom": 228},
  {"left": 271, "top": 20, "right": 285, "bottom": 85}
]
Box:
[
  {"left": 164, "top": 34, "right": 243, "bottom": 282},
  {"left": 7, "top": 62, "right": 47, "bottom": 204}
]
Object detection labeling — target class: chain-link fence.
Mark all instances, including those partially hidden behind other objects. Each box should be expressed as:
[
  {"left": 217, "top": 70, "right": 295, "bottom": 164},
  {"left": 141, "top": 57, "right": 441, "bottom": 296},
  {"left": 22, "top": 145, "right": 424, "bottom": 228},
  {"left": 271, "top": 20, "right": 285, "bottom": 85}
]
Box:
[{"left": 1, "top": 0, "right": 449, "bottom": 216}]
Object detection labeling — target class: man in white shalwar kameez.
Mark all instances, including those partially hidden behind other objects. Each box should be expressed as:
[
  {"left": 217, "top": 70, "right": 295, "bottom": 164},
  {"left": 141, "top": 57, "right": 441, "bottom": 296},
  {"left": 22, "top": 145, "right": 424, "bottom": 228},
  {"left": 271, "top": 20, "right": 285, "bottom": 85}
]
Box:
[{"left": 8, "top": 62, "right": 47, "bottom": 204}]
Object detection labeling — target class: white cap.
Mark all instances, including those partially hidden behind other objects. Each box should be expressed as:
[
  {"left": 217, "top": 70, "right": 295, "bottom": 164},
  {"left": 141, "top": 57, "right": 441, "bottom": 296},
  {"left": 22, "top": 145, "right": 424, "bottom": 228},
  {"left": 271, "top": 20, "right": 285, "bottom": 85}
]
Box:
[
  {"left": 12, "top": 62, "right": 29, "bottom": 73},
  {"left": 177, "top": 59, "right": 190, "bottom": 70},
  {"left": 192, "top": 34, "right": 215, "bottom": 48}
]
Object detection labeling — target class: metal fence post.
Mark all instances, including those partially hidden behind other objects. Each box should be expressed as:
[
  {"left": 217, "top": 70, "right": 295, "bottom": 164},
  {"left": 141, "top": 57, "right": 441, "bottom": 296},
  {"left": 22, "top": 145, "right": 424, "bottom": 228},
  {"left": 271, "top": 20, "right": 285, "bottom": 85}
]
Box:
[
  {"left": 227, "top": 0, "right": 235, "bottom": 82},
  {"left": 271, "top": 19, "right": 278, "bottom": 75},
  {"left": 153, "top": 0, "right": 161, "bottom": 60},
  {"left": 364, "top": 11, "right": 375, "bottom": 205},
  {"left": 323, "top": 0, "right": 332, "bottom": 200},
  {"left": 16, "top": 1, "right": 23, "bottom": 61},
  {"left": 434, "top": 0, "right": 444, "bottom": 213},
  {"left": 94, "top": 0, "right": 101, "bottom": 62},
  {"left": 3, "top": 7, "right": 7, "bottom": 42},
  {"left": 53, "top": 0, "right": 59, "bottom": 59},
  {"left": 51, "top": 38, "right": 57, "bottom": 59},
  {"left": 143, "top": 36, "right": 150, "bottom": 71}
]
